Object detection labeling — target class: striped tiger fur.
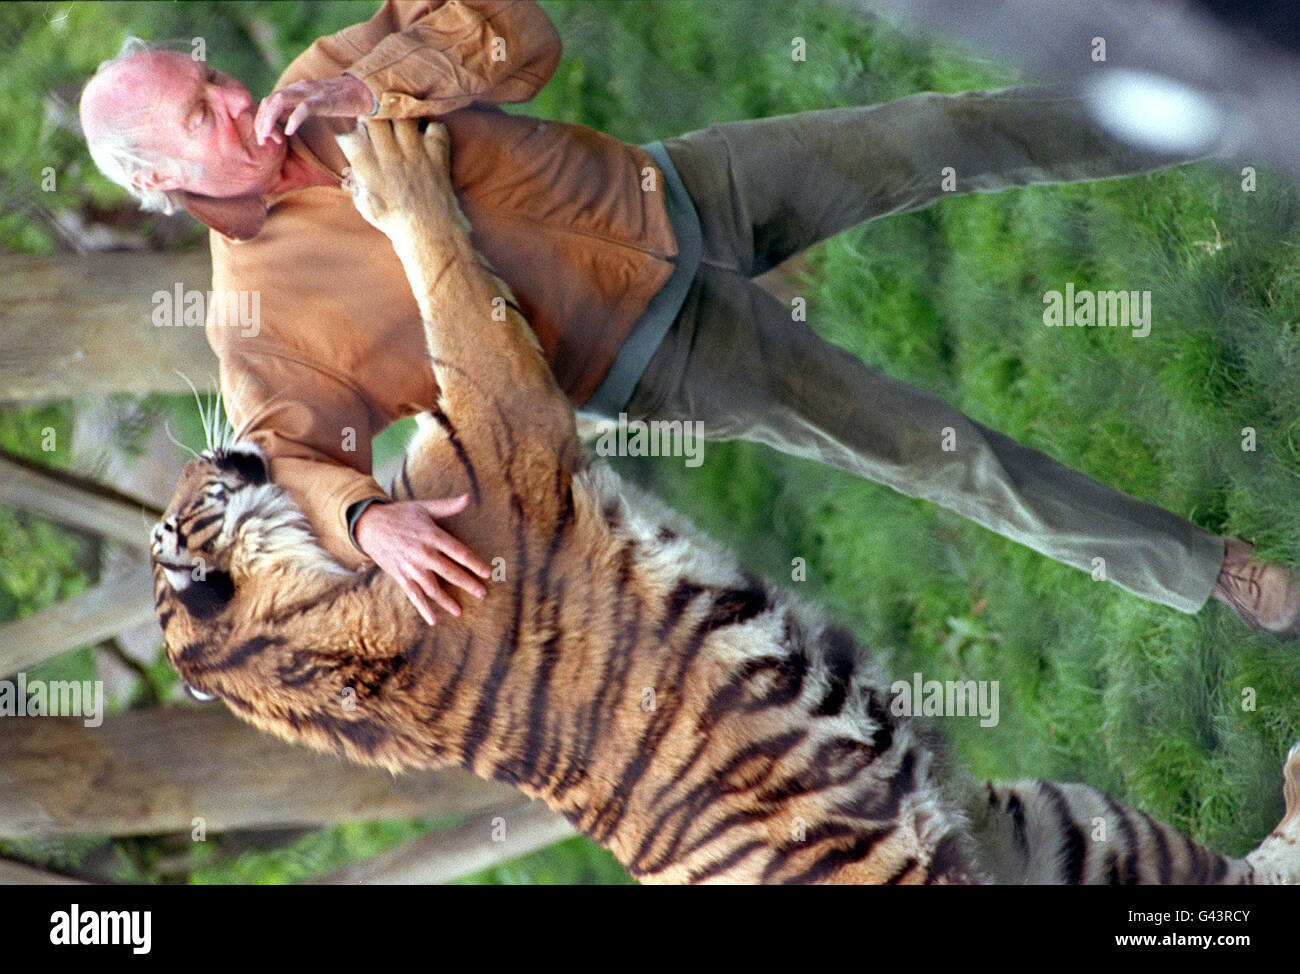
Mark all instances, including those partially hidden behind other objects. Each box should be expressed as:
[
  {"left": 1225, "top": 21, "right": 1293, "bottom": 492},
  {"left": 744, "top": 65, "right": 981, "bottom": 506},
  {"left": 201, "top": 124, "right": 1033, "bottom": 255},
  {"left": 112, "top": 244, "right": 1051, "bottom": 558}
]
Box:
[{"left": 150, "top": 118, "right": 1300, "bottom": 885}]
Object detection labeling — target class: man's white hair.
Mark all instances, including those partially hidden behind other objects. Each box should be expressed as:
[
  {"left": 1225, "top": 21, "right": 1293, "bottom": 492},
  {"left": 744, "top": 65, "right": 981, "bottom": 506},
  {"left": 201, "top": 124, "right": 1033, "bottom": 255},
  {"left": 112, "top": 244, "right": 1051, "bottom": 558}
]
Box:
[{"left": 81, "top": 37, "right": 201, "bottom": 215}]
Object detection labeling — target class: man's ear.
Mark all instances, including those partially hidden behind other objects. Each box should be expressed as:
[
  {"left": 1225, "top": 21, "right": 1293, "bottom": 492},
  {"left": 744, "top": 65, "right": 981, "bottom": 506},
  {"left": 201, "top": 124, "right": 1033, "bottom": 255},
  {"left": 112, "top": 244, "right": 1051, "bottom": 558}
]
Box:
[{"left": 133, "top": 167, "right": 180, "bottom": 193}]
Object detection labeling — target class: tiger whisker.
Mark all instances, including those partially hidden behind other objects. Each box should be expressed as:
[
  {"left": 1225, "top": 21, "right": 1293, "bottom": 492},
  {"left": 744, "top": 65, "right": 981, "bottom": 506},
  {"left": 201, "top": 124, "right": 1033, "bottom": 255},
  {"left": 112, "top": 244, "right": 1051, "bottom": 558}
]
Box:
[
  {"left": 174, "top": 370, "right": 213, "bottom": 453},
  {"left": 208, "top": 374, "right": 226, "bottom": 451},
  {"left": 162, "top": 419, "right": 202, "bottom": 461}
]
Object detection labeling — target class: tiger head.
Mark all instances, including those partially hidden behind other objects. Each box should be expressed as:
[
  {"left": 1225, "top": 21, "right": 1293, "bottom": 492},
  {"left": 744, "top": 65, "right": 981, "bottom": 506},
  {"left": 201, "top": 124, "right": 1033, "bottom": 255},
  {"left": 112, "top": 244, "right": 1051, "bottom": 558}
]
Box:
[{"left": 151, "top": 438, "right": 348, "bottom": 699}]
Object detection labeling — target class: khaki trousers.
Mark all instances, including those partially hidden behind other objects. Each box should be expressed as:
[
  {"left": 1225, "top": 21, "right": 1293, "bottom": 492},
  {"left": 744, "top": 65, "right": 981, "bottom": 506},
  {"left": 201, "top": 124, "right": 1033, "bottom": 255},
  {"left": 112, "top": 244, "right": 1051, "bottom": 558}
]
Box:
[{"left": 625, "top": 86, "right": 1225, "bottom": 613}]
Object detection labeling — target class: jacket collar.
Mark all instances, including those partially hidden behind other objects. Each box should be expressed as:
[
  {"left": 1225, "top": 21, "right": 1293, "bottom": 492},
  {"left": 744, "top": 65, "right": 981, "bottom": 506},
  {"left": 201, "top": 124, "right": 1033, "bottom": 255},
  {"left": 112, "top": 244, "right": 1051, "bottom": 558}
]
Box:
[{"left": 179, "top": 190, "right": 267, "bottom": 241}]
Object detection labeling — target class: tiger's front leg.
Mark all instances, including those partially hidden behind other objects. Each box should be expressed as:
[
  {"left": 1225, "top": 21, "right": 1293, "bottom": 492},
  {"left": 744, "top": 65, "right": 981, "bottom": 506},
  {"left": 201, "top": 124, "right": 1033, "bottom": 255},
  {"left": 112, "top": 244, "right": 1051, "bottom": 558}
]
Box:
[{"left": 335, "top": 119, "right": 579, "bottom": 496}]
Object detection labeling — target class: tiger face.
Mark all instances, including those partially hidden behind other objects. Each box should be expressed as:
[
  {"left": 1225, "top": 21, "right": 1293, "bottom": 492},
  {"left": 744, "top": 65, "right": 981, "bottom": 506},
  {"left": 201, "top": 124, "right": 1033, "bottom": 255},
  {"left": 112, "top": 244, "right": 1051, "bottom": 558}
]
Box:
[
  {"left": 151, "top": 439, "right": 351, "bottom": 701},
  {"left": 151, "top": 442, "right": 270, "bottom": 620}
]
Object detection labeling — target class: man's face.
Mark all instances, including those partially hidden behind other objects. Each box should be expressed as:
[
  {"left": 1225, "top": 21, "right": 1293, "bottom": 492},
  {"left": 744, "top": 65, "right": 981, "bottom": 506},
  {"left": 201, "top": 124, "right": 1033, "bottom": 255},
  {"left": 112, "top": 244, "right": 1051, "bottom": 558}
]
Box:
[{"left": 111, "top": 51, "right": 286, "bottom": 198}]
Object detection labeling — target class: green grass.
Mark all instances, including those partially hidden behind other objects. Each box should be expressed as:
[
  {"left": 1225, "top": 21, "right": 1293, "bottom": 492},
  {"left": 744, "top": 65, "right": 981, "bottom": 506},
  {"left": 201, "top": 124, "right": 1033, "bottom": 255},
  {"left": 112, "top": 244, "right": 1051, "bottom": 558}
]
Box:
[{"left": 2, "top": 0, "right": 1298, "bottom": 881}]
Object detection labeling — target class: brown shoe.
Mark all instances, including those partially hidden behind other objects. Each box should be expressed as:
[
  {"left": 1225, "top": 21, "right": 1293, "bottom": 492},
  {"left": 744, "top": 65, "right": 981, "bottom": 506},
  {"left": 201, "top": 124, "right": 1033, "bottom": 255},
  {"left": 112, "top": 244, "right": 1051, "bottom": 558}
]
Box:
[{"left": 1211, "top": 537, "right": 1300, "bottom": 638}]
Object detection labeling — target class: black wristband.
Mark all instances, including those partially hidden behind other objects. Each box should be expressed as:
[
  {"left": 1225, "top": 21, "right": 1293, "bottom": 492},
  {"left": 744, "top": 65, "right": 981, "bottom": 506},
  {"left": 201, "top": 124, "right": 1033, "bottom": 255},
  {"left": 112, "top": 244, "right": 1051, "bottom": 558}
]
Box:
[{"left": 346, "top": 497, "right": 391, "bottom": 551}]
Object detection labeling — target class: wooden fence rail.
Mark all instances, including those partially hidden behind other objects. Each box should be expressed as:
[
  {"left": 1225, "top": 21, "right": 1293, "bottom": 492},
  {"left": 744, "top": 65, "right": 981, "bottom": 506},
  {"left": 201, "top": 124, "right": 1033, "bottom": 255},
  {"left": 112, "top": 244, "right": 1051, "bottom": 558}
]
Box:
[
  {"left": 0, "top": 252, "right": 217, "bottom": 402},
  {"left": 0, "top": 448, "right": 163, "bottom": 546},
  {"left": 0, "top": 708, "right": 535, "bottom": 839},
  {"left": 0, "top": 564, "right": 155, "bottom": 678},
  {"left": 308, "top": 801, "right": 577, "bottom": 885},
  {"left": 0, "top": 447, "right": 162, "bottom": 677}
]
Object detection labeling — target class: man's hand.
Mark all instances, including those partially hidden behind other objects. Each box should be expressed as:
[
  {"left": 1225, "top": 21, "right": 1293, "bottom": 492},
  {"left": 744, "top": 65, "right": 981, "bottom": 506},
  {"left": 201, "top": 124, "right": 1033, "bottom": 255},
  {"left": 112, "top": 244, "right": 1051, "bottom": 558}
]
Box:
[
  {"left": 353, "top": 495, "right": 490, "bottom": 625},
  {"left": 254, "top": 75, "right": 375, "bottom": 145}
]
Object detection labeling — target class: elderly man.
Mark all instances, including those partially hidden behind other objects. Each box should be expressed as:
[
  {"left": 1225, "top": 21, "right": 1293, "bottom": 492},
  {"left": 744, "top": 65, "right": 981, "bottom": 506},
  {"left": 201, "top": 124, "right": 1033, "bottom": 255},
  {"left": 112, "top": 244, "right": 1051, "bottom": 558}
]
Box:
[{"left": 80, "top": 0, "right": 1298, "bottom": 636}]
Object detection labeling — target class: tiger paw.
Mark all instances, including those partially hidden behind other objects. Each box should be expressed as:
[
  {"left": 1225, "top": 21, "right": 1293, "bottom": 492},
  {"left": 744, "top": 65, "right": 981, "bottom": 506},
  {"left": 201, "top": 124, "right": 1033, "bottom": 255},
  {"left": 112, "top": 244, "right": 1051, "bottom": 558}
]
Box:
[{"left": 335, "top": 118, "right": 455, "bottom": 234}]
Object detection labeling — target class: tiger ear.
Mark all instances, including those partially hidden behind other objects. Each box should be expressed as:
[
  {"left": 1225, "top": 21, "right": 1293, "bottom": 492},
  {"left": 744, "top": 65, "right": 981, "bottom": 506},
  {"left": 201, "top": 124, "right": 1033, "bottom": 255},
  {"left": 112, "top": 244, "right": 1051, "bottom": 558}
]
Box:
[{"left": 220, "top": 447, "right": 268, "bottom": 485}]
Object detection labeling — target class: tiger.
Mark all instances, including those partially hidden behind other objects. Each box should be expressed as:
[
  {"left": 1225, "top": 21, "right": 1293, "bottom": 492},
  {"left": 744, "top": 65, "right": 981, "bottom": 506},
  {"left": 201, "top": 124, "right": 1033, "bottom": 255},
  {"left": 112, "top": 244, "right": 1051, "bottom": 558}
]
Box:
[{"left": 150, "top": 117, "right": 1300, "bottom": 885}]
